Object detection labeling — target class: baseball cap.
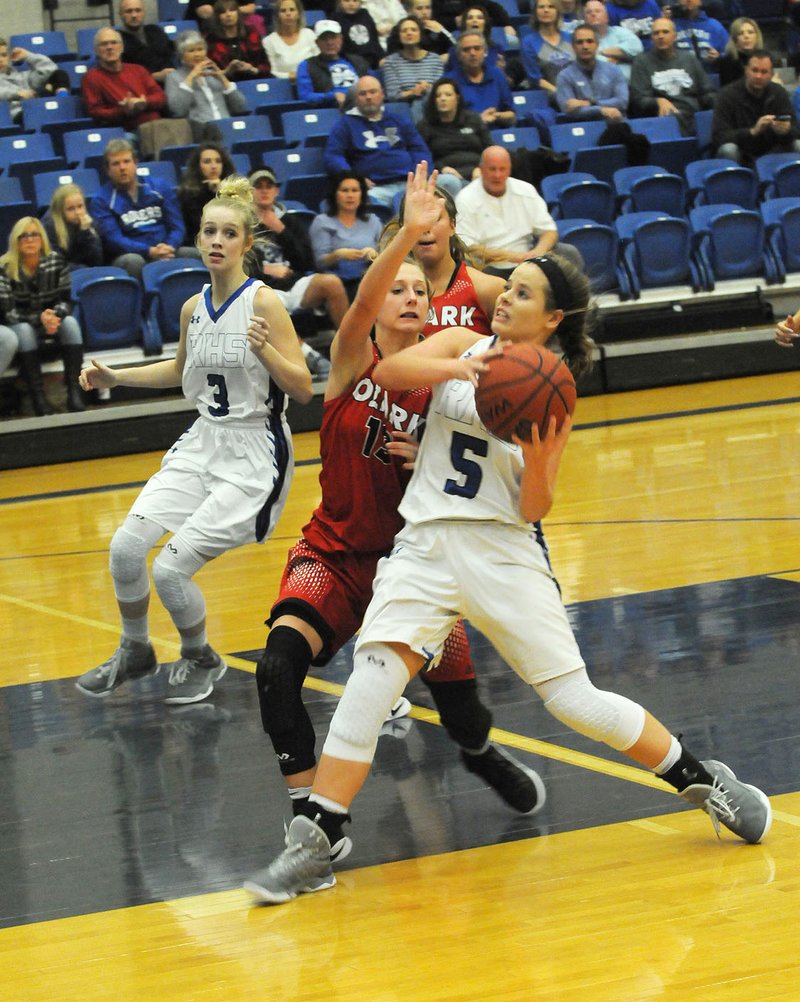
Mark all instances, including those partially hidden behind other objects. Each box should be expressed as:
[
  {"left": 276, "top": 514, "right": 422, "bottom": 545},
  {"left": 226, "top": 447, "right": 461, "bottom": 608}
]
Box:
[
  {"left": 249, "top": 167, "right": 279, "bottom": 185},
  {"left": 314, "top": 19, "right": 341, "bottom": 37}
]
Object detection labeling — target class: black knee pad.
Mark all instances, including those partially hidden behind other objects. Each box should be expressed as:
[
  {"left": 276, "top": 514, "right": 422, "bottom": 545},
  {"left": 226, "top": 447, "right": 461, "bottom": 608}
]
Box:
[
  {"left": 256, "top": 626, "right": 317, "bottom": 776},
  {"left": 425, "top": 678, "right": 493, "bottom": 752}
]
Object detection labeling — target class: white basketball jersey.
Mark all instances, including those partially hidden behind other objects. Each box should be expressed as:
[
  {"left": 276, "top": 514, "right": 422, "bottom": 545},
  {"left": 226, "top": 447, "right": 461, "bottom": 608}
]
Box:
[
  {"left": 182, "top": 278, "right": 285, "bottom": 424},
  {"left": 399, "top": 337, "right": 531, "bottom": 529}
]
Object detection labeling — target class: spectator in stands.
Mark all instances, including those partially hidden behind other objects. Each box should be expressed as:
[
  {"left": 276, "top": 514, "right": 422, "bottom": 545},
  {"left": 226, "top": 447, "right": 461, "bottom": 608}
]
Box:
[
  {"left": 206, "top": 0, "right": 272, "bottom": 80},
  {"left": 325, "top": 74, "right": 447, "bottom": 205},
  {"left": 521, "top": 0, "right": 575, "bottom": 95},
  {"left": 454, "top": 145, "right": 581, "bottom": 276},
  {"left": 605, "top": 0, "right": 662, "bottom": 50},
  {"left": 432, "top": 0, "right": 512, "bottom": 33},
  {"left": 716, "top": 17, "right": 770, "bottom": 87},
  {"left": 262, "top": 0, "right": 319, "bottom": 81},
  {"left": 178, "top": 142, "right": 237, "bottom": 242},
  {"left": 82, "top": 28, "right": 166, "bottom": 131},
  {"left": 248, "top": 165, "right": 350, "bottom": 378},
  {"left": 561, "top": 0, "right": 584, "bottom": 30},
  {"left": 296, "top": 20, "right": 369, "bottom": 106},
  {"left": 456, "top": 4, "right": 515, "bottom": 65},
  {"left": 362, "top": 0, "right": 407, "bottom": 48},
  {"left": 556, "top": 23, "right": 629, "bottom": 120},
  {"left": 629, "top": 17, "right": 714, "bottom": 135},
  {"left": 713, "top": 49, "right": 800, "bottom": 166},
  {"left": 91, "top": 139, "right": 195, "bottom": 279},
  {"left": 673, "top": 0, "right": 728, "bottom": 71},
  {"left": 447, "top": 31, "right": 516, "bottom": 125},
  {"left": 417, "top": 77, "right": 490, "bottom": 186},
  {"left": 42, "top": 183, "right": 104, "bottom": 270},
  {"left": 387, "top": 0, "right": 454, "bottom": 56},
  {"left": 0, "top": 37, "right": 69, "bottom": 122},
  {"left": 185, "top": 0, "right": 267, "bottom": 36},
  {"left": 166, "top": 30, "right": 247, "bottom": 141},
  {"left": 310, "top": 171, "right": 381, "bottom": 300},
  {"left": 582, "top": 0, "right": 642, "bottom": 80},
  {"left": 336, "top": 0, "right": 385, "bottom": 70},
  {"left": 118, "top": 0, "right": 176, "bottom": 85},
  {"left": 382, "top": 16, "right": 445, "bottom": 117},
  {"left": 0, "top": 216, "right": 85, "bottom": 415}
]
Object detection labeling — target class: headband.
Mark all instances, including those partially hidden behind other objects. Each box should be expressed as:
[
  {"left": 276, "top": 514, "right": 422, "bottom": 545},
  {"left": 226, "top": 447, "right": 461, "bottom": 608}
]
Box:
[{"left": 530, "top": 255, "right": 572, "bottom": 312}]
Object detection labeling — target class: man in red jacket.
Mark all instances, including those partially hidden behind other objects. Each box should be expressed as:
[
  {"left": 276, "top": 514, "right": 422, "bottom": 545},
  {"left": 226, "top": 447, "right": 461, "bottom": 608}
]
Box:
[{"left": 82, "top": 27, "right": 165, "bottom": 130}]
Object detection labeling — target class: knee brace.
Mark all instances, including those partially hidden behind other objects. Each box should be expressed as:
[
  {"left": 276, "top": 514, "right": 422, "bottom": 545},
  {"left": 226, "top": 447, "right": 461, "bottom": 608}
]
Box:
[
  {"left": 324, "top": 643, "right": 411, "bottom": 764},
  {"left": 536, "top": 668, "right": 645, "bottom": 752},
  {"left": 256, "top": 626, "right": 316, "bottom": 775},
  {"left": 152, "top": 546, "right": 206, "bottom": 630},
  {"left": 109, "top": 521, "right": 153, "bottom": 601},
  {"left": 425, "top": 678, "right": 492, "bottom": 752}
]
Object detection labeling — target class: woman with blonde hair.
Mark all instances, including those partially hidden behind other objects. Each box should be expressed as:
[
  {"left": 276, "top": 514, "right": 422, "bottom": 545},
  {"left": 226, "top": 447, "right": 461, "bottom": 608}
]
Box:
[
  {"left": 262, "top": 0, "right": 318, "bottom": 80},
  {"left": 717, "top": 17, "right": 773, "bottom": 87},
  {"left": 0, "top": 216, "right": 84, "bottom": 415},
  {"left": 75, "top": 176, "right": 312, "bottom": 706},
  {"left": 521, "top": 0, "right": 574, "bottom": 93},
  {"left": 42, "top": 183, "right": 103, "bottom": 270}
]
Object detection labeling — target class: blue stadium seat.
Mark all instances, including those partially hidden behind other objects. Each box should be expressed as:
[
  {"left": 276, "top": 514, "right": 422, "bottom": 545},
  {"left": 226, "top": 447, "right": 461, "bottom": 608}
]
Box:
[
  {"left": 685, "top": 160, "right": 758, "bottom": 208},
  {"left": 142, "top": 259, "right": 210, "bottom": 346},
  {"left": 260, "top": 146, "right": 326, "bottom": 183},
  {"left": 572, "top": 144, "right": 627, "bottom": 184},
  {"left": 33, "top": 168, "right": 102, "bottom": 211},
  {"left": 647, "top": 137, "right": 698, "bottom": 176},
  {"left": 511, "top": 90, "right": 551, "bottom": 125},
  {"left": 63, "top": 127, "right": 125, "bottom": 168},
  {"left": 158, "top": 0, "right": 191, "bottom": 18},
  {"left": 160, "top": 144, "right": 198, "bottom": 172},
  {"left": 689, "top": 203, "right": 780, "bottom": 288},
  {"left": 557, "top": 218, "right": 631, "bottom": 298},
  {"left": 761, "top": 197, "right": 800, "bottom": 278},
  {"left": 75, "top": 27, "right": 101, "bottom": 60},
  {"left": 0, "top": 177, "right": 24, "bottom": 203},
  {"left": 489, "top": 126, "right": 541, "bottom": 150},
  {"left": 304, "top": 10, "right": 328, "bottom": 26},
  {"left": 540, "top": 172, "right": 595, "bottom": 213},
  {"left": 159, "top": 20, "right": 198, "bottom": 39},
  {"left": 550, "top": 121, "right": 607, "bottom": 153},
  {"left": 230, "top": 153, "right": 252, "bottom": 175},
  {"left": 756, "top": 152, "right": 800, "bottom": 200},
  {"left": 10, "top": 31, "right": 72, "bottom": 60},
  {"left": 615, "top": 211, "right": 705, "bottom": 296},
  {"left": 694, "top": 109, "right": 714, "bottom": 157},
  {"left": 494, "top": 0, "right": 521, "bottom": 15},
  {"left": 214, "top": 115, "right": 274, "bottom": 149},
  {"left": 236, "top": 78, "right": 295, "bottom": 111},
  {"left": 21, "top": 94, "right": 84, "bottom": 132},
  {"left": 0, "top": 202, "right": 34, "bottom": 251},
  {"left": 630, "top": 115, "right": 682, "bottom": 142},
  {"left": 0, "top": 134, "right": 65, "bottom": 201},
  {"left": 58, "top": 60, "right": 92, "bottom": 93},
  {"left": 383, "top": 102, "right": 414, "bottom": 122},
  {"left": 0, "top": 103, "right": 17, "bottom": 137},
  {"left": 136, "top": 161, "right": 178, "bottom": 187},
  {"left": 283, "top": 173, "right": 330, "bottom": 211},
  {"left": 551, "top": 177, "right": 615, "bottom": 223},
  {"left": 613, "top": 166, "right": 686, "bottom": 216},
  {"left": 71, "top": 267, "right": 149, "bottom": 351},
  {"left": 280, "top": 108, "right": 342, "bottom": 146}
]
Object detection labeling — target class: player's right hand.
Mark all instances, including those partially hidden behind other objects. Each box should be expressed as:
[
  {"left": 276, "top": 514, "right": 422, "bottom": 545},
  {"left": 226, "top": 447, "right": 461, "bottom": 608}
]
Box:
[
  {"left": 775, "top": 314, "right": 799, "bottom": 348},
  {"left": 79, "top": 358, "right": 117, "bottom": 391}
]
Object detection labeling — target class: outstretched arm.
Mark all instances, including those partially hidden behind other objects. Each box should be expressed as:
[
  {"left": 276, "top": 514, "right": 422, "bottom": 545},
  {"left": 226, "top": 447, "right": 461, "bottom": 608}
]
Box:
[{"left": 374, "top": 327, "right": 500, "bottom": 390}]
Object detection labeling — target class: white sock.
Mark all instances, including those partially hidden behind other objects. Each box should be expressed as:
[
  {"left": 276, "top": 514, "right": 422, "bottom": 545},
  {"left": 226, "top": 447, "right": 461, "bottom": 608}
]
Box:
[
  {"left": 309, "top": 793, "right": 348, "bottom": 815},
  {"left": 653, "top": 735, "right": 682, "bottom": 775}
]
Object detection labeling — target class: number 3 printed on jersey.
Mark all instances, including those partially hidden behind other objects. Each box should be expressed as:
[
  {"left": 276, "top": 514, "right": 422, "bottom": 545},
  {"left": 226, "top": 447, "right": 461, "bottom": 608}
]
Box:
[{"left": 207, "top": 373, "right": 230, "bottom": 417}]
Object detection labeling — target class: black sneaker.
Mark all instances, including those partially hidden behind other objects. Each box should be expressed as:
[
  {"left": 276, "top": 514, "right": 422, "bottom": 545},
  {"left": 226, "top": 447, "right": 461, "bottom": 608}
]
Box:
[{"left": 460, "top": 744, "right": 546, "bottom": 815}]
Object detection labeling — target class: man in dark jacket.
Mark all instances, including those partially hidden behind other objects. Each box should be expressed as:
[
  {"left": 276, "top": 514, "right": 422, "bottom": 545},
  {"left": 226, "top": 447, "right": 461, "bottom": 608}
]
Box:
[
  {"left": 118, "top": 0, "right": 176, "bottom": 85},
  {"left": 712, "top": 49, "right": 800, "bottom": 165}
]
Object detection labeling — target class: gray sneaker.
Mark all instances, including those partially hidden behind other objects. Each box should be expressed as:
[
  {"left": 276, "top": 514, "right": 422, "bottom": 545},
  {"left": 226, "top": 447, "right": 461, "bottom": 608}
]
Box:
[
  {"left": 75, "top": 638, "right": 158, "bottom": 697},
  {"left": 244, "top": 816, "right": 335, "bottom": 904},
  {"left": 681, "top": 759, "right": 772, "bottom": 844},
  {"left": 163, "top": 645, "right": 227, "bottom": 705}
]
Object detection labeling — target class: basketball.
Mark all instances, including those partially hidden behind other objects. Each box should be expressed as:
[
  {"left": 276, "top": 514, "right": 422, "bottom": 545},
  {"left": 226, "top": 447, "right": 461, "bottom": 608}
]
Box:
[{"left": 474, "top": 343, "right": 576, "bottom": 443}]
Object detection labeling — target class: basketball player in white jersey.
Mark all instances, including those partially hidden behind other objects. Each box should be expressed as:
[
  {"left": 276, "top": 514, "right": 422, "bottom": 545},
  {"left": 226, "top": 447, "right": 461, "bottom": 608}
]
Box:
[
  {"left": 75, "top": 177, "right": 312, "bottom": 705},
  {"left": 245, "top": 165, "right": 772, "bottom": 904}
]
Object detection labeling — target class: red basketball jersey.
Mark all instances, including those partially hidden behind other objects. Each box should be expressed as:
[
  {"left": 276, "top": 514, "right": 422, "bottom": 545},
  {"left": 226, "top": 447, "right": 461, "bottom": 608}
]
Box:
[
  {"left": 303, "top": 343, "right": 431, "bottom": 555},
  {"left": 424, "top": 260, "right": 493, "bottom": 337}
]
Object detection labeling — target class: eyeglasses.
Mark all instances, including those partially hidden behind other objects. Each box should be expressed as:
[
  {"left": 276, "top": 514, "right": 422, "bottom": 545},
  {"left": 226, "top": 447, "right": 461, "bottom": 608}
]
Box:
[{"left": 18, "top": 232, "right": 41, "bottom": 240}]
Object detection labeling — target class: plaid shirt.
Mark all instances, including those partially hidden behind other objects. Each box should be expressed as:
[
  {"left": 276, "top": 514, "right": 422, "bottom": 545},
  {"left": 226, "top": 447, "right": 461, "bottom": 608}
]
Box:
[{"left": 0, "top": 252, "right": 73, "bottom": 327}]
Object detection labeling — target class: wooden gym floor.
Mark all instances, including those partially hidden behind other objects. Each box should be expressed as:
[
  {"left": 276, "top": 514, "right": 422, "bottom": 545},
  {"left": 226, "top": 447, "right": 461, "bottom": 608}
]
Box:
[{"left": 2, "top": 371, "right": 800, "bottom": 1001}]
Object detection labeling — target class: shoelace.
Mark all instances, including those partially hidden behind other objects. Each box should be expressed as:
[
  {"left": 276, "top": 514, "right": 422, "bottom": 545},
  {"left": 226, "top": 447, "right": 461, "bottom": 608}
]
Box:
[{"left": 703, "top": 776, "right": 738, "bottom": 838}]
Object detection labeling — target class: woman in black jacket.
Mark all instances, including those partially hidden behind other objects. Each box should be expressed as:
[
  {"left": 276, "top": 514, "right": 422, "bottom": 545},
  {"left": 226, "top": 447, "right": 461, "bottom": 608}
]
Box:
[
  {"left": 416, "top": 77, "right": 491, "bottom": 189},
  {"left": 42, "top": 184, "right": 103, "bottom": 270}
]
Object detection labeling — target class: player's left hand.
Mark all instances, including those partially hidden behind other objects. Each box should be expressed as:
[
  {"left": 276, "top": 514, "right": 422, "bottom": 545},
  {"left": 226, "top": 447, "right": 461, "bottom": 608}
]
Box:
[
  {"left": 775, "top": 313, "right": 799, "bottom": 348},
  {"left": 386, "top": 430, "right": 419, "bottom": 469}
]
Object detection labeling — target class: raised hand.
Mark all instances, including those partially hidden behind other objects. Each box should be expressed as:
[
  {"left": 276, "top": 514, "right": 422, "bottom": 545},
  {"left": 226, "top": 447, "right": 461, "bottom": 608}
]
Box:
[{"left": 401, "top": 161, "right": 440, "bottom": 236}]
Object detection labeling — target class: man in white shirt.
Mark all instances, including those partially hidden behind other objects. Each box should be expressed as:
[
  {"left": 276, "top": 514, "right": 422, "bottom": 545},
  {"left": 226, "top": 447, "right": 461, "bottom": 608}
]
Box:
[{"left": 455, "top": 146, "right": 580, "bottom": 275}]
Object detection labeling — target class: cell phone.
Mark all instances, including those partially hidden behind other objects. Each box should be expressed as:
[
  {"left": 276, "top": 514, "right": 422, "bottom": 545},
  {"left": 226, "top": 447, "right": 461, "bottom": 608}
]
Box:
[{"left": 775, "top": 114, "right": 791, "bottom": 121}]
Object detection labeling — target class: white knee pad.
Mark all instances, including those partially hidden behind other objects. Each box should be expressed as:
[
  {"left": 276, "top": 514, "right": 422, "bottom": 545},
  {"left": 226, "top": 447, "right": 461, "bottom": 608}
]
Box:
[
  {"left": 109, "top": 522, "right": 153, "bottom": 601},
  {"left": 536, "top": 668, "right": 645, "bottom": 752},
  {"left": 152, "top": 547, "right": 206, "bottom": 630},
  {"left": 324, "top": 643, "right": 411, "bottom": 764}
]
